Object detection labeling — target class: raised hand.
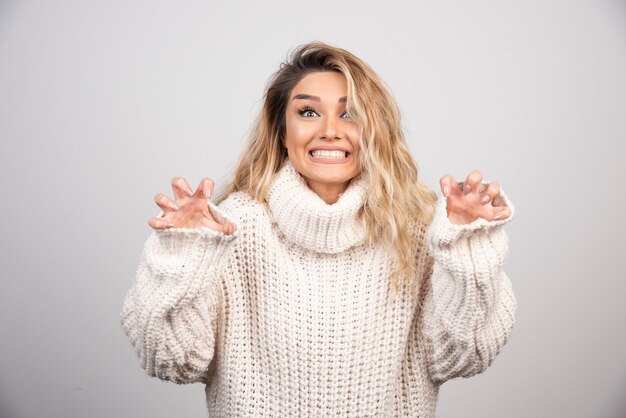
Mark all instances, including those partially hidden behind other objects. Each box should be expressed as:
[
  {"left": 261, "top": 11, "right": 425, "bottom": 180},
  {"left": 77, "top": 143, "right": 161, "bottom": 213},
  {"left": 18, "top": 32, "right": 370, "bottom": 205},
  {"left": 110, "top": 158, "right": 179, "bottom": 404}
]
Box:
[
  {"left": 147, "top": 176, "right": 237, "bottom": 234},
  {"left": 439, "top": 170, "right": 511, "bottom": 225}
]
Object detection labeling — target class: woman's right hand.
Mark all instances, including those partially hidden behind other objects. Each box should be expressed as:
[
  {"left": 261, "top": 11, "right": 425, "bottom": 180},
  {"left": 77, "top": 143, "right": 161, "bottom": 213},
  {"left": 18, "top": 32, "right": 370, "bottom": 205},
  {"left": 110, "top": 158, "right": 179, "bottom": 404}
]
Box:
[{"left": 147, "top": 176, "right": 237, "bottom": 235}]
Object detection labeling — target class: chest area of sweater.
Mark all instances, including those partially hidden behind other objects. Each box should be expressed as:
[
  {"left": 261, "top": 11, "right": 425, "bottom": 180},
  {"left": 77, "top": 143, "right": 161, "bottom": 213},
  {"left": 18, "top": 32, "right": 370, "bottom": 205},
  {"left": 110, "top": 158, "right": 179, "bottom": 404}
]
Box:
[
  {"left": 220, "top": 241, "right": 417, "bottom": 397},
  {"left": 225, "top": 239, "right": 415, "bottom": 344},
  {"left": 250, "top": 239, "right": 394, "bottom": 308}
]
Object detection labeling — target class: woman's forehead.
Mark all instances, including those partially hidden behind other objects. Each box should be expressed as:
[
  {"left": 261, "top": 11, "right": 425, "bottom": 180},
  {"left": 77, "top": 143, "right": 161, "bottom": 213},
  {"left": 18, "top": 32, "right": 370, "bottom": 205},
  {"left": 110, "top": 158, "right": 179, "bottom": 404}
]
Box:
[{"left": 290, "top": 72, "right": 347, "bottom": 101}]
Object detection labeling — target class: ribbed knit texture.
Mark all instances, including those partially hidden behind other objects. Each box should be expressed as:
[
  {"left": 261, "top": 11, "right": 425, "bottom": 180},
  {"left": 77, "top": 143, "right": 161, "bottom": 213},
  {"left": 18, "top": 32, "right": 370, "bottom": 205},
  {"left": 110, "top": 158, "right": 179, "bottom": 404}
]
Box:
[{"left": 120, "top": 159, "right": 517, "bottom": 417}]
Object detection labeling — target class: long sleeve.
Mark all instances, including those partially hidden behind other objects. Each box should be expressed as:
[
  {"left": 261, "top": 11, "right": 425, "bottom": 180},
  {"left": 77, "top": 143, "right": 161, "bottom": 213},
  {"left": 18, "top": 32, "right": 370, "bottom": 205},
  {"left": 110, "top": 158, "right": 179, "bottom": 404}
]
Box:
[
  {"left": 120, "top": 201, "right": 238, "bottom": 384},
  {"left": 420, "top": 189, "right": 517, "bottom": 386}
]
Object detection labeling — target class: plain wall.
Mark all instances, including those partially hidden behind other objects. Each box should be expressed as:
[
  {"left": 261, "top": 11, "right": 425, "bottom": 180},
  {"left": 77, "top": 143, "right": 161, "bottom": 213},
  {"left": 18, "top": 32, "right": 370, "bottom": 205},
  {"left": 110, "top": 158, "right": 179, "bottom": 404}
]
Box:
[{"left": 1, "top": 0, "right": 625, "bottom": 417}]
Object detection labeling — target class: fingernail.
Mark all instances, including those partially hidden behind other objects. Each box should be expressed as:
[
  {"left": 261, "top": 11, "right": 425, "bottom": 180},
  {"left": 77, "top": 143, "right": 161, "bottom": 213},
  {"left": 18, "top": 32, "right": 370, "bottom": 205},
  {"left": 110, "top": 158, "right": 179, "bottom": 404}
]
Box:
[
  {"left": 167, "top": 202, "right": 179, "bottom": 210},
  {"left": 494, "top": 212, "right": 502, "bottom": 220},
  {"left": 184, "top": 187, "right": 194, "bottom": 196},
  {"left": 463, "top": 183, "right": 471, "bottom": 195},
  {"left": 205, "top": 187, "right": 212, "bottom": 198},
  {"left": 481, "top": 195, "right": 490, "bottom": 204},
  {"left": 443, "top": 185, "right": 450, "bottom": 197}
]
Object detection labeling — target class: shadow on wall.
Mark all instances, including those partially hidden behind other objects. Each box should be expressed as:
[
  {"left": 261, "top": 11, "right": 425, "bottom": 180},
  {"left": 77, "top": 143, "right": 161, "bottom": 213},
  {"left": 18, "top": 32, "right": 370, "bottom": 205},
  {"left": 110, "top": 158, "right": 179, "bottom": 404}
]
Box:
[
  {"left": 0, "top": 394, "right": 22, "bottom": 418},
  {"left": 603, "top": 375, "right": 626, "bottom": 418},
  {"left": 0, "top": 0, "right": 20, "bottom": 41}
]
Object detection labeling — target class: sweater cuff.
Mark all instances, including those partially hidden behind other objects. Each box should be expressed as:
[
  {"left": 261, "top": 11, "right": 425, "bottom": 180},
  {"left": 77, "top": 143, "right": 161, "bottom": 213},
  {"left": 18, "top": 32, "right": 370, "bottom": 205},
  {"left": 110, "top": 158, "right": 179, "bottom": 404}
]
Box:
[{"left": 426, "top": 184, "right": 515, "bottom": 249}]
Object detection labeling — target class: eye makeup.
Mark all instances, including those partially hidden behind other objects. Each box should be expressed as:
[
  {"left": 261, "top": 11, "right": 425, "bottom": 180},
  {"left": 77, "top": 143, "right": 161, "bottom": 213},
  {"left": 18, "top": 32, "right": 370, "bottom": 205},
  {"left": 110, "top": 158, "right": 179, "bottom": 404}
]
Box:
[{"left": 296, "top": 105, "right": 351, "bottom": 119}]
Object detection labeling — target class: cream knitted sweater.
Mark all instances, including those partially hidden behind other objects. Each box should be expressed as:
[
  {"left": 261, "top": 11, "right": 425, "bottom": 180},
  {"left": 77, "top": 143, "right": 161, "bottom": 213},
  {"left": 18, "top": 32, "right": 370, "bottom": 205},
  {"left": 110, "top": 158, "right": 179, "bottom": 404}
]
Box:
[{"left": 120, "top": 159, "right": 517, "bottom": 417}]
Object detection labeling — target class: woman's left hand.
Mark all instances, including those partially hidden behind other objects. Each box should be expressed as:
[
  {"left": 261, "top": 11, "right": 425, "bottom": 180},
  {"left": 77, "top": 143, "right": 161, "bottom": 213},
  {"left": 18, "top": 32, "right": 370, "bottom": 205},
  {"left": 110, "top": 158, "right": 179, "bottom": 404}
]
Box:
[{"left": 439, "top": 170, "right": 512, "bottom": 225}]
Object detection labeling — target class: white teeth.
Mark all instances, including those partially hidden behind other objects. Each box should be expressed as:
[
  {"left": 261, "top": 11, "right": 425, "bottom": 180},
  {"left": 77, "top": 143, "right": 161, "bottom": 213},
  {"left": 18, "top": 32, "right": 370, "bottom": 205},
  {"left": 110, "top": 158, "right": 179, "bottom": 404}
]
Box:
[{"left": 311, "top": 150, "right": 348, "bottom": 159}]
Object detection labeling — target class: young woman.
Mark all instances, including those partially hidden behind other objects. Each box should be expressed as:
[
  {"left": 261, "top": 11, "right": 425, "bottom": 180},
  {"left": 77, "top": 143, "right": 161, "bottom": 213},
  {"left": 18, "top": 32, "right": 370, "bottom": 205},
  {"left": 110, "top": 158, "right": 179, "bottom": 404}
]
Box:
[{"left": 120, "top": 41, "right": 516, "bottom": 417}]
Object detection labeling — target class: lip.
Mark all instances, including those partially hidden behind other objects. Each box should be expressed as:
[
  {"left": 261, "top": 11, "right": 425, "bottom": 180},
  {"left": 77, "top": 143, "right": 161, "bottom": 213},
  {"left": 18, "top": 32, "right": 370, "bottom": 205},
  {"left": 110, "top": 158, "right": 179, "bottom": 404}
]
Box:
[
  {"left": 308, "top": 146, "right": 350, "bottom": 153},
  {"left": 307, "top": 147, "right": 352, "bottom": 164}
]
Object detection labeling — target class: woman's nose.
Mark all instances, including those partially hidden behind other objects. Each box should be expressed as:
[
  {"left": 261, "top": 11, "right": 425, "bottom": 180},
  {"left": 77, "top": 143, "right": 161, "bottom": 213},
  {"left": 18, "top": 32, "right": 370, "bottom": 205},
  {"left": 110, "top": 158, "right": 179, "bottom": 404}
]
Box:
[{"left": 319, "top": 116, "right": 342, "bottom": 140}]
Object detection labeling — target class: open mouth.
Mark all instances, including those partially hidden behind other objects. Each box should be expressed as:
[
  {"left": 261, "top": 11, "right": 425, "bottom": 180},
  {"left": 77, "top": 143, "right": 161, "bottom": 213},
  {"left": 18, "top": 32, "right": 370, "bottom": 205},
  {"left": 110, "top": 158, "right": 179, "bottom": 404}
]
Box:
[{"left": 309, "top": 150, "right": 350, "bottom": 159}]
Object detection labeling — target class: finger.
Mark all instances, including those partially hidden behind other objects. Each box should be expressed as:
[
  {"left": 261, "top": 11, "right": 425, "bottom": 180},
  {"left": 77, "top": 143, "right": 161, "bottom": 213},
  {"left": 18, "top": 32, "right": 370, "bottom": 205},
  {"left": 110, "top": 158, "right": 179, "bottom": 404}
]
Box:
[
  {"left": 492, "top": 205, "right": 511, "bottom": 221},
  {"left": 147, "top": 217, "right": 175, "bottom": 230},
  {"left": 154, "top": 193, "right": 180, "bottom": 212},
  {"left": 479, "top": 181, "right": 500, "bottom": 205},
  {"left": 224, "top": 222, "right": 237, "bottom": 235},
  {"left": 492, "top": 193, "right": 506, "bottom": 207},
  {"left": 463, "top": 170, "right": 483, "bottom": 195},
  {"left": 206, "top": 218, "right": 237, "bottom": 235},
  {"left": 195, "top": 177, "right": 215, "bottom": 199},
  {"left": 171, "top": 176, "right": 195, "bottom": 200},
  {"left": 439, "top": 173, "right": 457, "bottom": 197}
]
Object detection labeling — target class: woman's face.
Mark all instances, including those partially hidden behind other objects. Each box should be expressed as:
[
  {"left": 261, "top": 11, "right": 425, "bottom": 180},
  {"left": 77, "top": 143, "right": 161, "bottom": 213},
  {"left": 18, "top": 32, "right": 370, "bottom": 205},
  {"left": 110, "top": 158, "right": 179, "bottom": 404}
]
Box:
[{"left": 283, "top": 71, "right": 361, "bottom": 202}]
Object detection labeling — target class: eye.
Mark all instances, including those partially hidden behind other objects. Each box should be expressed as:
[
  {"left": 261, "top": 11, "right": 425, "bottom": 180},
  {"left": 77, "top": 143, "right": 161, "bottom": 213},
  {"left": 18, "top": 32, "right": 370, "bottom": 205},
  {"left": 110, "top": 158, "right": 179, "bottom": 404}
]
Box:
[
  {"left": 341, "top": 111, "right": 352, "bottom": 119},
  {"left": 298, "top": 105, "right": 318, "bottom": 118}
]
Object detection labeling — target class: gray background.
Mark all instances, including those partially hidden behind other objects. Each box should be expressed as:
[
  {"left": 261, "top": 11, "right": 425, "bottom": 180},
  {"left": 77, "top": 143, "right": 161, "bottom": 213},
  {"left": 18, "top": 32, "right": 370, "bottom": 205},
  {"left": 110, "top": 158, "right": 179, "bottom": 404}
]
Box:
[{"left": 1, "top": 0, "right": 624, "bottom": 417}]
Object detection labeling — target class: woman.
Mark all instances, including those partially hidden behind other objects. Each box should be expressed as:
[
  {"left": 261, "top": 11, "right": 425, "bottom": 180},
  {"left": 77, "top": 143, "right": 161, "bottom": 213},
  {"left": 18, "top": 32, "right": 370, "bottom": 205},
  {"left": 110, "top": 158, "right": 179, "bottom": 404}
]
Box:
[{"left": 120, "top": 41, "right": 516, "bottom": 417}]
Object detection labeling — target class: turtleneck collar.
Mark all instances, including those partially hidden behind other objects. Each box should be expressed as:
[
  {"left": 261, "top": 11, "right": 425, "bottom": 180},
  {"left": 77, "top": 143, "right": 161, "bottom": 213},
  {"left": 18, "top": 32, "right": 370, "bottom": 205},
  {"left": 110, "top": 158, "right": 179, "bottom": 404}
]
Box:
[{"left": 266, "top": 159, "right": 368, "bottom": 254}]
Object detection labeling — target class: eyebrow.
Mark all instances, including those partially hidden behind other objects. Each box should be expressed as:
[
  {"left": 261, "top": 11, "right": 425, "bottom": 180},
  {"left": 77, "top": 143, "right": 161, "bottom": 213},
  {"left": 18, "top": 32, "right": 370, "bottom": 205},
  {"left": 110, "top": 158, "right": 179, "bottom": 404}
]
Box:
[{"left": 292, "top": 94, "right": 347, "bottom": 103}]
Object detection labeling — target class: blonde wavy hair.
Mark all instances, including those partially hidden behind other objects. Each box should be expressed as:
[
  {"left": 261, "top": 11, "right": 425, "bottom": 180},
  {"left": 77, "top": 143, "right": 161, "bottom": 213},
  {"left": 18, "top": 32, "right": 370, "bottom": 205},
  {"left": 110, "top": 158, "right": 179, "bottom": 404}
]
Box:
[{"left": 216, "top": 41, "right": 437, "bottom": 298}]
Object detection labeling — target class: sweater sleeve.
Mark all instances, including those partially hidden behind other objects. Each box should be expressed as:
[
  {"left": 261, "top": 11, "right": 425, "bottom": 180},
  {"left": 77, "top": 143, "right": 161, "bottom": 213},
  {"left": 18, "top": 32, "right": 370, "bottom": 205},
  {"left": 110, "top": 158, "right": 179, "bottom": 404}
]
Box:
[
  {"left": 120, "top": 200, "right": 239, "bottom": 384},
  {"left": 420, "top": 188, "right": 517, "bottom": 386}
]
